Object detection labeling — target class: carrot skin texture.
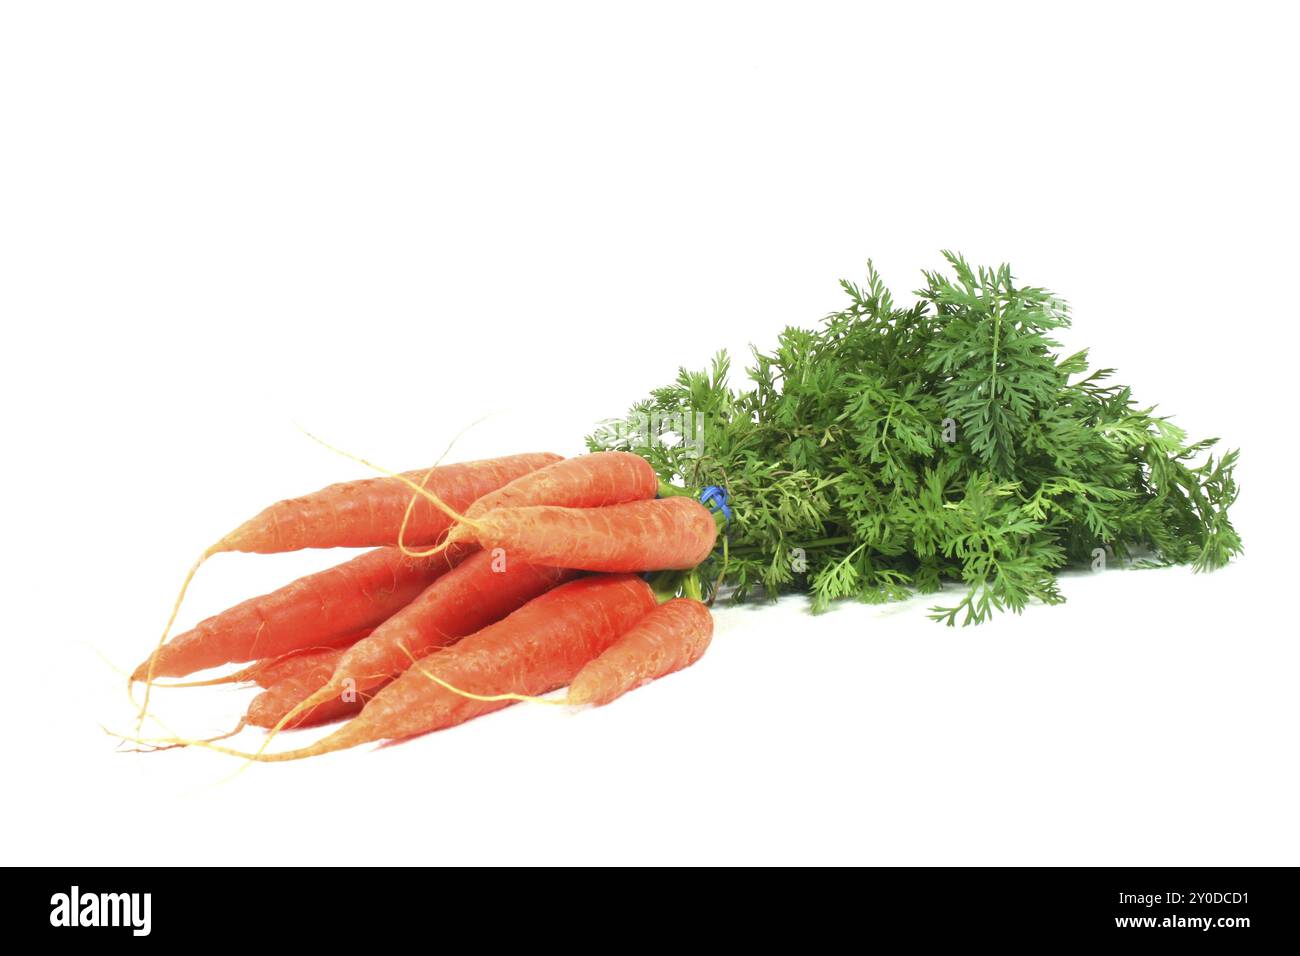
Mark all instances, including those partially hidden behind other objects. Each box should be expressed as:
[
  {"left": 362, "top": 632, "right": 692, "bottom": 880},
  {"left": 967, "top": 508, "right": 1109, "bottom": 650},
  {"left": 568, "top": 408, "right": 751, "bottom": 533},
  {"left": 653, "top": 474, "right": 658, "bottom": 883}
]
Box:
[
  {"left": 244, "top": 644, "right": 349, "bottom": 689},
  {"left": 568, "top": 598, "right": 713, "bottom": 706},
  {"left": 334, "top": 550, "right": 578, "bottom": 692},
  {"left": 247, "top": 665, "right": 382, "bottom": 729},
  {"left": 350, "top": 574, "right": 656, "bottom": 740},
  {"left": 250, "top": 692, "right": 362, "bottom": 729},
  {"left": 474, "top": 497, "right": 718, "bottom": 572},
  {"left": 465, "top": 452, "right": 657, "bottom": 516},
  {"left": 158, "top": 636, "right": 367, "bottom": 688},
  {"left": 219, "top": 452, "right": 561, "bottom": 554},
  {"left": 131, "top": 545, "right": 472, "bottom": 680},
  {"left": 441, "top": 451, "right": 659, "bottom": 548},
  {"left": 286, "top": 575, "right": 657, "bottom": 757}
]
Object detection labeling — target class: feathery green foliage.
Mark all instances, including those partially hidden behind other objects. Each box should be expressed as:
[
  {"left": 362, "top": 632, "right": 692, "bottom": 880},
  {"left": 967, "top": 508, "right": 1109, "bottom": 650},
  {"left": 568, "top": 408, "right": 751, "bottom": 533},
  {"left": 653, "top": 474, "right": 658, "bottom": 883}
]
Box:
[{"left": 589, "top": 253, "right": 1241, "bottom": 624}]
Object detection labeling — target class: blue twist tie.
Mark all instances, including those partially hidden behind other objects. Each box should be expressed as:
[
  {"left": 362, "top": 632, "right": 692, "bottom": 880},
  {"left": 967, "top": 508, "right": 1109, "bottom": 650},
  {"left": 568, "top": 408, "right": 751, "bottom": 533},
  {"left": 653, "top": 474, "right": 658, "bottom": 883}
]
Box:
[{"left": 699, "top": 485, "right": 731, "bottom": 525}]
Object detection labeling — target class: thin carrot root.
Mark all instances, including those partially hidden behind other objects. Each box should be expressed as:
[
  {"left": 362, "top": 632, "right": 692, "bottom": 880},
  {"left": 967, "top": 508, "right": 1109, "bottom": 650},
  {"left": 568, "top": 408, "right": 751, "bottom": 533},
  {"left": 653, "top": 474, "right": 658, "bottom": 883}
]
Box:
[
  {"left": 109, "top": 728, "right": 329, "bottom": 764},
  {"left": 407, "top": 659, "right": 568, "bottom": 706},
  {"left": 300, "top": 428, "right": 485, "bottom": 538},
  {"left": 151, "top": 674, "right": 243, "bottom": 689},
  {"left": 119, "top": 719, "right": 247, "bottom": 752},
  {"left": 242, "top": 678, "right": 342, "bottom": 762},
  {"left": 396, "top": 464, "right": 446, "bottom": 559},
  {"left": 131, "top": 543, "right": 221, "bottom": 732},
  {"left": 392, "top": 415, "right": 493, "bottom": 559}
]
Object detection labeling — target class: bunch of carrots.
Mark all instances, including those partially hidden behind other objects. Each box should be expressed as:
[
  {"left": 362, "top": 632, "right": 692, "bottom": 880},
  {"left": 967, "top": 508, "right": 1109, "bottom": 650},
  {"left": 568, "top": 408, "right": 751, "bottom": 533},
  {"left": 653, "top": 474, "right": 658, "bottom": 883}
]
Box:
[{"left": 127, "top": 451, "right": 721, "bottom": 762}]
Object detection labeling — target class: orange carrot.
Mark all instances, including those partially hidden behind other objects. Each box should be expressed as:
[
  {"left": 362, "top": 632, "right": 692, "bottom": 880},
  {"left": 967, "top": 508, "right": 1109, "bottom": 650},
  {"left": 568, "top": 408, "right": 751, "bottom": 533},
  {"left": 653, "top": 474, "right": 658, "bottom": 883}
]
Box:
[
  {"left": 466, "top": 497, "right": 718, "bottom": 571},
  {"left": 269, "top": 551, "right": 576, "bottom": 736},
  {"left": 321, "top": 550, "right": 576, "bottom": 695},
  {"left": 203, "top": 575, "right": 657, "bottom": 761},
  {"left": 132, "top": 545, "right": 472, "bottom": 681},
  {"left": 186, "top": 657, "right": 380, "bottom": 737},
  {"left": 220, "top": 451, "right": 561, "bottom": 554},
  {"left": 156, "top": 639, "right": 362, "bottom": 689},
  {"left": 246, "top": 665, "right": 383, "bottom": 730},
  {"left": 425, "top": 451, "right": 659, "bottom": 554},
  {"left": 288, "top": 449, "right": 717, "bottom": 571},
  {"left": 568, "top": 598, "right": 713, "bottom": 706},
  {"left": 240, "top": 645, "right": 350, "bottom": 690},
  {"left": 137, "top": 452, "right": 560, "bottom": 725}
]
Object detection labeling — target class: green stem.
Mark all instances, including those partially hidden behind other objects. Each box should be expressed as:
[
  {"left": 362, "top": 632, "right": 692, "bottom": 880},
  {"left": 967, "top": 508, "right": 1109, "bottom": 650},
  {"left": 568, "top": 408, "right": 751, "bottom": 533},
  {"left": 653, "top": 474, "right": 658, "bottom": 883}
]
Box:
[
  {"left": 657, "top": 479, "right": 695, "bottom": 498},
  {"left": 727, "top": 534, "right": 856, "bottom": 557},
  {"left": 646, "top": 571, "right": 681, "bottom": 603}
]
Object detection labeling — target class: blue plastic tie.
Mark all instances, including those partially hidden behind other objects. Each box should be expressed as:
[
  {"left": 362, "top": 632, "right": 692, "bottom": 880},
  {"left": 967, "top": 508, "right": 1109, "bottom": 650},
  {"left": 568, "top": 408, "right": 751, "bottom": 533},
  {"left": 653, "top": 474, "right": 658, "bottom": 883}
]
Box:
[{"left": 699, "top": 485, "right": 731, "bottom": 525}]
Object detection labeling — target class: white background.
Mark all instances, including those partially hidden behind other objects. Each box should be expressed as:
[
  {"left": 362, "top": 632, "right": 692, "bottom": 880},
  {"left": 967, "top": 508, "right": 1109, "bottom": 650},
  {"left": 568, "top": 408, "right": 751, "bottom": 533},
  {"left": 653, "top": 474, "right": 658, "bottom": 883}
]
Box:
[{"left": 3, "top": 2, "right": 1297, "bottom": 865}]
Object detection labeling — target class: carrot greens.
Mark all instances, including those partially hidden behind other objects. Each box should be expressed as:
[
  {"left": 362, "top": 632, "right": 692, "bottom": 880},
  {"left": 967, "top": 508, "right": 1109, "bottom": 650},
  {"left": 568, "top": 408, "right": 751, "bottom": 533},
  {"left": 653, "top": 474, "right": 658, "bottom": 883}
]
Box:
[{"left": 592, "top": 252, "right": 1242, "bottom": 624}]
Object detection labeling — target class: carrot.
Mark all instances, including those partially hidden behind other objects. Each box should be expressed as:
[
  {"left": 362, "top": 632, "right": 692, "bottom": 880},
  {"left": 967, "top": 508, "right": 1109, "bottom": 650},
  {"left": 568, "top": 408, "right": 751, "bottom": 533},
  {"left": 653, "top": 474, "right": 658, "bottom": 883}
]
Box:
[
  {"left": 132, "top": 544, "right": 473, "bottom": 681},
  {"left": 183, "top": 655, "right": 379, "bottom": 740},
  {"left": 137, "top": 451, "right": 559, "bottom": 726},
  {"left": 192, "top": 574, "right": 657, "bottom": 761},
  {"left": 221, "top": 451, "right": 561, "bottom": 554},
  {"left": 464, "top": 497, "right": 719, "bottom": 572},
  {"left": 267, "top": 550, "right": 576, "bottom": 738},
  {"left": 414, "top": 598, "right": 712, "bottom": 709},
  {"left": 415, "top": 451, "right": 659, "bottom": 556},
  {"left": 567, "top": 598, "right": 713, "bottom": 706},
  {"left": 323, "top": 550, "right": 575, "bottom": 694},
  {"left": 291, "top": 446, "right": 718, "bottom": 571},
  {"left": 155, "top": 640, "right": 361, "bottom": 689},
  {"left": 246, "top": 666, "right": 382, "bottom": 730},
  {"left": 239, "top": 645, "right": 350, "bottom": 690}
]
